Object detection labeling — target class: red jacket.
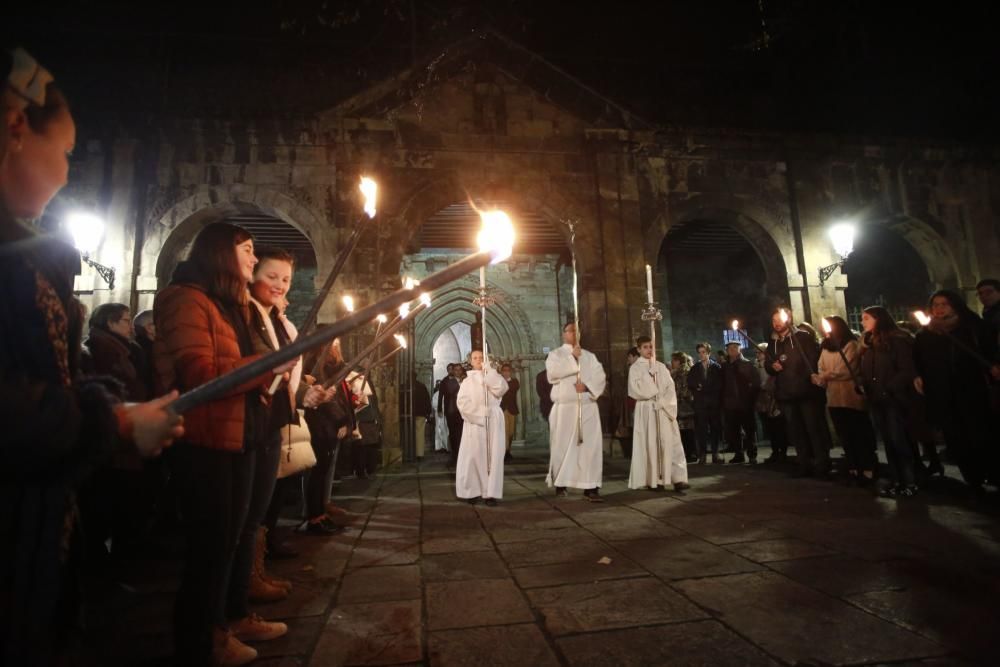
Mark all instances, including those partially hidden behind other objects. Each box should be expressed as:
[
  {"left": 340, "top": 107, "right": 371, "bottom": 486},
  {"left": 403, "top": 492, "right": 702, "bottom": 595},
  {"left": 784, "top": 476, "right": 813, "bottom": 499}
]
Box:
[{"left": 154, "top": 282, "right": 270, "bottom": 452}]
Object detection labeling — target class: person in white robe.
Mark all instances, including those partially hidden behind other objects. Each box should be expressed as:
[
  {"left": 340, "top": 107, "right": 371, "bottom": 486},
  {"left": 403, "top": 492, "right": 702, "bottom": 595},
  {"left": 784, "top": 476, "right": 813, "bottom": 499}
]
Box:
[
  {"left": 546, "top": 322, "right": 607, "bottom": 501},
  {"left": 455, "top": 351, "right": 508, "bottom": 505},
  {"left": 628, "top": 335, "right": 690, "bottom": 491}
]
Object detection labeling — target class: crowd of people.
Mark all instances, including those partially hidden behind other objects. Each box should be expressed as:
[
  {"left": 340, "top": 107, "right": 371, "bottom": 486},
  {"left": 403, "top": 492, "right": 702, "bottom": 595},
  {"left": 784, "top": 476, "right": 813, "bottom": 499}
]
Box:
[{"left": 617, "top": 295, "right": 1000, "bottom": 499}]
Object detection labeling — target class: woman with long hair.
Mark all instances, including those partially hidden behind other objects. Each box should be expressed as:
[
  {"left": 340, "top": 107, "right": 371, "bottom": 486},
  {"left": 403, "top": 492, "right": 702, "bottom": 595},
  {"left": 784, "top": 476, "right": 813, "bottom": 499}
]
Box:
[
  {"left": 155, "top": 222, "right": 298, "bottom": 665},
  {"left": 859, "top": 306, "right": 918, "bottom": 497},
  {"left": 813, "top": 316, "right": 877, "bottom": 486},
  {"left": 913, "top": 290, "right": 998, "bottom": 489},
  {"left": 1, "top": 48, "right": 183, "bottom": 665}
]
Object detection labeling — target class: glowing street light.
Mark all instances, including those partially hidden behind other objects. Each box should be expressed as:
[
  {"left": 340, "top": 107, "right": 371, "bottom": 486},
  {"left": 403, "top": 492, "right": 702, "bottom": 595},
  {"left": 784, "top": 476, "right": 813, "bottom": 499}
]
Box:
[
  {"left": 65, "top": 211, "right": 115, "bottom": 289},
  {"left": 819, "top": 221, "right": 857, "bottom": 285}
]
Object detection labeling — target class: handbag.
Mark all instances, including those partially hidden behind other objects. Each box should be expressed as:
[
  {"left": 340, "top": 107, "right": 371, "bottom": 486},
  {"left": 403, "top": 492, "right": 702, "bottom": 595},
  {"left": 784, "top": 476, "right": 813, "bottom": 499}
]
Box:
[{"left": 277, "top": 409, "right": 317, "bottom": 479}]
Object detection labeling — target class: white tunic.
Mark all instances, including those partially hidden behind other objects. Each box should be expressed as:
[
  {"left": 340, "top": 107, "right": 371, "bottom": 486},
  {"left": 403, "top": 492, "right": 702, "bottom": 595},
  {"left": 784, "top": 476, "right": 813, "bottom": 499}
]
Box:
[
  {"left": 546, "top": 344, "right": 607, "bottom": 489},
  {"left": 627, "top": 357, "right": 688, "bottom": 488},
  {"left": 455, "top": 368, "right": 508, "bottom": 499}
]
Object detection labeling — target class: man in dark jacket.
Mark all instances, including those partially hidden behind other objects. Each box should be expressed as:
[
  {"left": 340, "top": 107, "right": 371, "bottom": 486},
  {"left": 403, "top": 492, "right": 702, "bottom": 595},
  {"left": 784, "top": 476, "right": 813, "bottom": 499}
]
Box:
[
  {"left": 722, "top": 341, "right": 761, "bottom": 464},
  {"left": 766, "top": 309, "right": 832, "bottom": 477},
  {"left": 536, "top": 368, "right": 554, "bottom": 422},
  {"left": 688, "top": 342, "right": 724, "bottom": 464},
  {"left": 437, "top": 363, "right": 464, "bottom": 468},
  {"left": 500, "top": 363, "right": 519, "bottom": 462}
]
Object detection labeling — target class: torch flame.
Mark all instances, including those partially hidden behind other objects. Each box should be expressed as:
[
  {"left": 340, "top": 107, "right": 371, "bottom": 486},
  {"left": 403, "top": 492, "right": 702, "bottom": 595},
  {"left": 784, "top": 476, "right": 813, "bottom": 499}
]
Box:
[
  {"left": 402, "top": 276, "right": 420, "bottom": 291},
  {"left": 419, "top": 292, "right": 431, "bottom": 307},
  {"left": 731, "top": 319, "right": 739, "bottom": 331},
  {"left": 393, "top": 333, "right": 407, "bottom": 349},
  {"left": 821, "top": 318, "right": 832, "bottom": 334},
  {"left": 779, "top": 308, "right": 790, "bottom": 324},
  {"left": 376, "top": 314, "right": 388, "bottom": 324},
  {"left": 399, "top": 302, "right": 411, "bottom": 319},
  {"left": 476, "top": 209, "right": 516, "bottom": 264},
  {"left": 342, "top": 295, "right": 355, "bottom": 312},
  {"left": 914, "top": 310, "right": 931, "bottom": 327},
  {"left": 359, "top": 177, "right": 377, "bottom": 218}
]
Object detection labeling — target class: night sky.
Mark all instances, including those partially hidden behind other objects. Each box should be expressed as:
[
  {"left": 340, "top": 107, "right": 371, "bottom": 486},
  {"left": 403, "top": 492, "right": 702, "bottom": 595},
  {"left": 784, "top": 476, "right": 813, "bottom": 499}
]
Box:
[{"left": 5, "top": 1, "right": 999, "bottom": 139}]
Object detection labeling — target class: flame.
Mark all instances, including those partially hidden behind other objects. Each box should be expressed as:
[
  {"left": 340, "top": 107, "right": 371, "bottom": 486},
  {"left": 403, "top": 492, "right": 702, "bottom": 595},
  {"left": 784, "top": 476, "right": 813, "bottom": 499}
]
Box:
[
  {"left": 731, "top": 319, "right": 739, "bottom": 331},
  {"left": 821, "top": 318, "right": 832, "bottom": 334},
  {"left": 399, "top": 302, "right": 411, "bottom": 319},
  {"left": 779, "top": 308, "right": 790, "bottom": 324},
  {"left": 393, "top": 333, "right": 407, "bottom": 349},
  {"left": 419, "top": 292, "right": 431, "bottom": 307},
  {"left": 914, "top": 310, "right": 931, "bottom": 326},
  {"left": 359, "top": 177, "right": 377, "bottom": 218},
  {"left": 476, "top": 209, "right": 516, "bottom": 264},
  {"left": 342, "top": 295, "right": 355, "bottom": 312},
  {"left": 376, "top": 314, "right": 388, "bottom": 324},
  {"left": 402, "top": 276, "right": 420, "bottom": 291}
]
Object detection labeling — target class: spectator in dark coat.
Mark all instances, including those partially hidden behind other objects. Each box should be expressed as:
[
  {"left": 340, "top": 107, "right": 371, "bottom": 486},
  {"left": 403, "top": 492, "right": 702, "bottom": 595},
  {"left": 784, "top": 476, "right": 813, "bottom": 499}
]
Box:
[
  {"left": 438, "top": 363, "right": 464, "bottom": 467},
  {"left": 688, "top": 342, "right": 724, "bottom": 464},
  {"left": 721, "top": 341, "right": 760, "bottom": 464},
  {"left": 766, "top": 308, "right": 832, "bottom": 478},
  {"left": 536, "top": 367, "right": 554, "bottom": 422}
]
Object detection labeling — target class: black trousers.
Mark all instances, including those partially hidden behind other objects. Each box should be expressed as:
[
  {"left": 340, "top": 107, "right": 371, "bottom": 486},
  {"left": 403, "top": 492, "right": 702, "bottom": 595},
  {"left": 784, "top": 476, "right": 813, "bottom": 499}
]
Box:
[
  {"left": 680, "top": 428, "right": 697, "bottom": 461},
  {"left": 780, "top": 397, "right": 832, "bottom": 474},
  {"left": 172, "top": 444, "right": 254, "bottom": 666},
  {"left": 828, "top": 407, "right": 877, "bottom": 474},
  {"left": 760, "top": 413, "right": 788, "bottom": 458},
  {"left": 446, "top": 412, "right": 464, "bottom": 466},
  {"left": 694, "top": 407, "right": 722, "bottom": 459},
  {"left": 724, "top": 408, "right": 757, "bottom": 460}
]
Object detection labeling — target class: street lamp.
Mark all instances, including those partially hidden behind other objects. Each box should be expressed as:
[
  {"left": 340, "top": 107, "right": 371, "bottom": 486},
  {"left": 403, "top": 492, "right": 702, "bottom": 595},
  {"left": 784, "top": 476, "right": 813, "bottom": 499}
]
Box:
[
  {"left": 65, "top": 211, "right": 115, "bottom": 289},
  {"left": 818, "top": 222, "right": 856, "bottom": 285}
]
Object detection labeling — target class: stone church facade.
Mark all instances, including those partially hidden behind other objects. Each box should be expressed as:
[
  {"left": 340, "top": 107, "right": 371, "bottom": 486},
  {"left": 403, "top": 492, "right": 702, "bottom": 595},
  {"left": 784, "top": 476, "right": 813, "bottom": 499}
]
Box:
[{"left": 59, "top": 32, "right": 1000, "bottom": 456}]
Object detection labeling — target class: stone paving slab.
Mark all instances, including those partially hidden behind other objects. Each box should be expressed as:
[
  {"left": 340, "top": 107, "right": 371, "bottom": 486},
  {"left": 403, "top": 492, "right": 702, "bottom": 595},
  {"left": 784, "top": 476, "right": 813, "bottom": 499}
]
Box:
[
  {"left": 496, "top": 535, "right": 622, "bottom": 568},
  {"left": 310, "top": 599, "right": 423, "bottom": 666},
  {"left": 674, "top": 571, "right": 946, "bottom": 665},
  {"left": 511, "top": 557, "right": 647, "bottom": 589},
  {"left": 427, "top": 623, "right": 560, "bottom": 667},
  {"left": 768, "top": 555, "right": 921, "bottom": 598},
  {"left": 663, "top": 514, "right": 788, "bottom": 545},
  {"left": 613, "top": 536, "right": 764, "bottom": 580},
  {"left": 338, "top": 565, "right": 422, "bottom": 604},
  {"left": 526, "top": 577, "right": 707, "bottom": 635},
  {"left": 421, "top": 551, "right": 511, "bottom": 582},
  {"left": 347, "top": 539, "right": 421, "bottom": 570},
  {"left": 554, "top": 619, "right": 782, "bottom": 666},
  {"left": 425, "top": 578, "right": 534, "bottom": 631},
  {"left": 724, "top": 537, "right": 836, "bottom": 563},
  {"left": 420, "top": 529, "right": 495, "bottom": 554}
]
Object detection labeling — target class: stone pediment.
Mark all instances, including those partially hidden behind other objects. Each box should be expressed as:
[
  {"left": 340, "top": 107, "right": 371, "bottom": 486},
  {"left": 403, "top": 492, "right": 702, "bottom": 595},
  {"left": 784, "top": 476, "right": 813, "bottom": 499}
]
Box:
[{"left": 320, "top": 30, "right": 653, "bottom": 137}]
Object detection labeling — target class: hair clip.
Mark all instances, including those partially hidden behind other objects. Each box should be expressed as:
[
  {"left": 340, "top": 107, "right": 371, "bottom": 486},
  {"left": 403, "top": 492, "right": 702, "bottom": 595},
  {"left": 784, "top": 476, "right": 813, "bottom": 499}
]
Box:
[{"left": 6, "top": 48, "right": 54, "bottom": 109}]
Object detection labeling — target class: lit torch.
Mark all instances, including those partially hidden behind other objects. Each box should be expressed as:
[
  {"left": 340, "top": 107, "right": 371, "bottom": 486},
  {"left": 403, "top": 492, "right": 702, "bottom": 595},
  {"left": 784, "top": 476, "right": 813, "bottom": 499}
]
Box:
[
  {"left": 913, "top": 310, "right": 993, "bottom": 369},
  {"left": 300, "top": 175, "right": 380, "bottom": 336},
  {"left": 368, "top": 333, "right": 408, "bottom": 369},
  {"left": 342, "top": 295, "right": 355, "bottom": 313},
  {"left": 731, "top": 319, "right": 761, "bottom": 349}
]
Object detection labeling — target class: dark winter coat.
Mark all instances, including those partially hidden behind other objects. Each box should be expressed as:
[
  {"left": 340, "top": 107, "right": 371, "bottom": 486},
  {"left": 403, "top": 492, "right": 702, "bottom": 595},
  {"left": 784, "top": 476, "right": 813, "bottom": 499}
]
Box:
[
  {"left": 765, "top": 329, "right": 823, "bottom": 402},
  {"left": 913, "top": 315, "right": 996, "bottom": 426},
  {"left": 305, "top": 360, "right": 356, "bottom": 443},
  {"left": 412, "top": 379, "right": 433, "bottom": 418},
  {"left": 687, "top": 358, "right": 723, "bottom": 409},
  {"left": 536, "top": 369, "right": 554, "bottom": 420},
  {"left": 722, "top": 356, "right": 760, "bottom": 411},
  {"left": 82, "top": 326, "right": 148, "bottom": 402},
  {"left": 858, "top": 330, "right": 916, "bottom": 407},
  {"left": 437, "top": 376, "right": 461, "bottom": 418}
]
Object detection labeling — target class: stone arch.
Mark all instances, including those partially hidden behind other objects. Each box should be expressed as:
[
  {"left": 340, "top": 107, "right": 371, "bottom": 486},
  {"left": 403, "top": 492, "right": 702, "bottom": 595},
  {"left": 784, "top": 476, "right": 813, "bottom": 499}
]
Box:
[
  {"left": 141, "top": 186, "right": 329, "bottom": 287},
  {"left": 882, "top": 215, "right": 962, "bottom": 290},
  {"left": 386, "top": 174, "right": 592, "bottom": 274},
  {"left": 652, "top": 194, "right": 797, "bottom": 295}
]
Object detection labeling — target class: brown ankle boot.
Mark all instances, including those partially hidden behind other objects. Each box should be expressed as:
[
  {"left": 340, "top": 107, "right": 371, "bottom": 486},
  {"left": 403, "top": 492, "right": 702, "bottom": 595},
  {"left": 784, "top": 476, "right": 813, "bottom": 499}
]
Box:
[
  {"left": 212, "top": 627, "right": 257, "bottom": 666},
  {"left": 255, "top": 527, "right": 292, "bottom": 593}
]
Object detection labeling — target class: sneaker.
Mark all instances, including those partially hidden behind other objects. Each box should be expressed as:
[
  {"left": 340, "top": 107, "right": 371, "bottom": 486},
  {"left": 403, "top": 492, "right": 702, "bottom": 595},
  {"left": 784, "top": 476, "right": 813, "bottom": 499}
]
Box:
[
  {"left": 712, "top": 456, "right": 723, "bottom": 465},
  {"left": 231, "top": 614, "right": 288, "bottom": 642},
  {"left": 897, "top": 484, "right": 919, "bottom": 498},
  {"left": 303, "top": 517, "right": 345, "bottom": 536},
  {"left": 729, "top": 455, "right": 746, "bottom": 464},
  {"left": 213, "top": 628, "right": 258, "bottom": 666},
  {"left": 673, "top": 482, "right": 691, "bottom": 492}
]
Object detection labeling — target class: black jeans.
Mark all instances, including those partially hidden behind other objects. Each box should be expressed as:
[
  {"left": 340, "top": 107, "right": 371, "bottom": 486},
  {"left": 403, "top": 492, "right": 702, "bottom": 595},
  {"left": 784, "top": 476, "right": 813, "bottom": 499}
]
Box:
[
  {"left": 694, "top": 407, "right": 722, "bottom": 459},
  {"left": 172, "top": 444, "right": 254, "bottom": 665},
  {"left": 760, "top": 414, "right": 788, "bottom": 458},
  {"left": 870, "top": 402, "right": 915, "bottom": 486},
  {"left": 680, "top": 428, "right": 697, "bottom": 461},
  {"left": 306, "top": 437, "right": 339, "bottom": 520},
  {"left": 723, "top": 408, "right": 757, "bottom": 460},
  {"left": 780, "top": 397, "right": 831, "bottom": 474},
  {"left": 226, "top": 431, "right": 281, "bottom": 621},
  {"left": 829, "top": 407, "right": 877, "bottom": 474},
  {"left": 264, "top": 474, "right": 299, "bottom": 535},
  {"left": 446, "top": 412, "right": 464, "bottom": 466}
]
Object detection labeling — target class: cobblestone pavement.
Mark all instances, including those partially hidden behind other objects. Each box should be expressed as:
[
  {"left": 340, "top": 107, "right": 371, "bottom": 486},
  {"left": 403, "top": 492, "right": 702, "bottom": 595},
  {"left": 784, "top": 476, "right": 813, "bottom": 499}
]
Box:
[{"left": 86, "top": 447, "right": 1000, "bottom": 666}]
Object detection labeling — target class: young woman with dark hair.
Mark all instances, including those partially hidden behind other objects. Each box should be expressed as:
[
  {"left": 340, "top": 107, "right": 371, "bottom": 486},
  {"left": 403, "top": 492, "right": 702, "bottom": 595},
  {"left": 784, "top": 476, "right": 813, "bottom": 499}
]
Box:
[
  {"left": 859, "top": 306, "right": 918, "bottom": 497},
  {"left": 1, "top": 48, "right": 183, "bottom": 665},
  {"left": 155, "top": 223, "right": 298, "bottom": 665},
  {"left": 813, "top": 316, "right": 877, "bottom": 486},
  {"left": 913, "top": 290, "right": 999, "bottom": 489}
]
